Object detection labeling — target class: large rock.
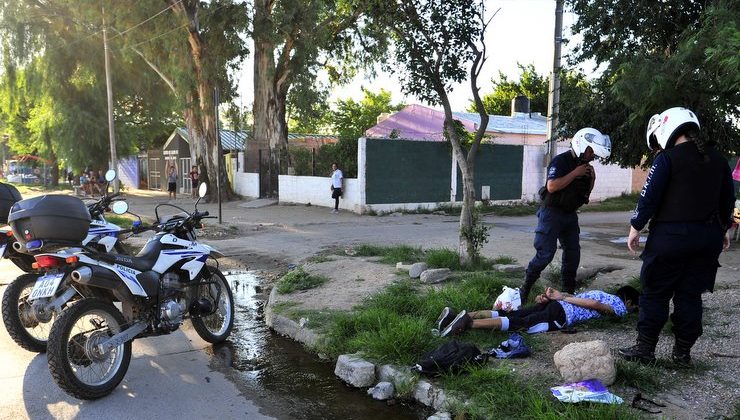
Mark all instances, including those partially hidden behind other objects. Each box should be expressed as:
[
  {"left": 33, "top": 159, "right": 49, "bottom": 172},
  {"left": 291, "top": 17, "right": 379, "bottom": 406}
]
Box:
[
  {"left": 335, "top": 354, "right": 376, "bottom": 387},
  {"left": 409, "top": 262, "right": 428, "bottom": 278},
  {"left": 420, "top": 268, "right": 451, "bottom": 284},
  {"left": 414, "top": 380, "right": 448, "bottom": 410},
  {"left": 377, "top": 364, "right": 416, "bottom": 386},
  {"left": 427, "top": 413, "right": 452, "bottom": 420},
  {"left": 492, "top": 264, "right": 525, "bottom": 273},
  {"left": 367, "top": 382, "right": 395, "bottom": 400},
  {"left": 553, "top": 340, "right": 616, "bottom": 386}
]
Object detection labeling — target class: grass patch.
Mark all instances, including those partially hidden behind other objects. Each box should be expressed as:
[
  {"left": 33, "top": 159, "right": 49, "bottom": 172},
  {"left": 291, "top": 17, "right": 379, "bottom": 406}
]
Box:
[
  {"left": 615, "top": 359, "right": 665, "bottom": 393},
  {"left": 307, "top": 254, "right": 333, "bottom": 263},
  {"left": 426, "top": 248, "right": 462, "bottom": 270},
  {"left": 276, "top": 267, "right": 328, "bottom": 294},
  {"left": 351, "top": 244, "right": 424, "bottom": 264},
  {"left": 441, "top": 364, "right": 639, "bottom": 419},
  {"left": 483, "top": 202, "right": 539, "bottom": 217},
  {"left": 581, "top": 193, "right": 639, "bottom": 212},
  {"left": 492, "top": 255, "right": 517, "bottom": 265},
  {"left": 105, "top": 214, "right": 136, "bottom": 229}
]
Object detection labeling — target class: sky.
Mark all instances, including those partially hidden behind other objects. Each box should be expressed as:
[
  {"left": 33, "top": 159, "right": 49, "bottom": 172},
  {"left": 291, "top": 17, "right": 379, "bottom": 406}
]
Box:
[{"left": 235, "top": 0, "right": 584, "bottom": 113}]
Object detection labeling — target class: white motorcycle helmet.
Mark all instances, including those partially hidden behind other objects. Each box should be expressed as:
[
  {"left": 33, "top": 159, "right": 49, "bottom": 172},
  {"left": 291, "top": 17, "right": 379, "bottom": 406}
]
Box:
[
  {"left": 645, "top": 107, "right": 700, "bottom": 150},
  {"left": 571, "top": 127, "right": 611, "bottom": 159}
]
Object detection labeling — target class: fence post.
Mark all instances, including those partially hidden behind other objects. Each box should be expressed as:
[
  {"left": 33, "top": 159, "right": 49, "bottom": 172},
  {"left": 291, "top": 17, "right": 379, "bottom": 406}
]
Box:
[{"left": 311, "top": 148, "right": 316, "bottom": 176}]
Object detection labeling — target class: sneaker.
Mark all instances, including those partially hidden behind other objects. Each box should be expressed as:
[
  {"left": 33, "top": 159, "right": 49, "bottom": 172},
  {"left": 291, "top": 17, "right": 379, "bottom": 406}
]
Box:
[
  {"left": 435, "top": 307, "right": 457, "bottom": 331},
  {"left": 331, "top": 209, "right": 339, "bottom": 213},
  {"left": 441, "top": 310, "right": 472, "bottom": 337}
]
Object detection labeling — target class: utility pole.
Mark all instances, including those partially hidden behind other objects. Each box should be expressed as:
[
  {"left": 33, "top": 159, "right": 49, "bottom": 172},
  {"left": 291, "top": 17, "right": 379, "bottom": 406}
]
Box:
[
  {"left": 102, "top": 6, "right": 119, "bottom": 192},
  {"left": 214, "top": 86, "right": 223, "bottom": 224},
  {"left": 546, "top": 0, "right": 564, "bottom": 165}
]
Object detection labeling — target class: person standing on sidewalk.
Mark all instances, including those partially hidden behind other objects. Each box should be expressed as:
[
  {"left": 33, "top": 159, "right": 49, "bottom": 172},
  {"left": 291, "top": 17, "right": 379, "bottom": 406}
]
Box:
[
  {"left": 167, "top": 165, "right": 178, "bottom": 200},
  {"left": 189, "top": 165, "right": 199, "bottom": 199},
  {"left": 619, "top": 107, "right": 735, "bottom": 367},
  {"left": 519, "top": 128, "right": 612, "bottom": 303},
  {"left": 330, "top": 162, "right": 343, "bottom": 213}
]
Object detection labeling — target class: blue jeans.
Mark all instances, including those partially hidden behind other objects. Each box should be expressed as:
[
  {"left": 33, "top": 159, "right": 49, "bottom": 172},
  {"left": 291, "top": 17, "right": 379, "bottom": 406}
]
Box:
[{"left": 524, "top": 206, "right": 580, "bottom": 294}]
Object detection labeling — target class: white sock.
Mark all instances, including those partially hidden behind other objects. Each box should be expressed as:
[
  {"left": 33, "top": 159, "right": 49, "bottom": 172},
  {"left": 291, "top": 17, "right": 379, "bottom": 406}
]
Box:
[{"left": 500, "top": 317, "right": 510, "bottom": 331}]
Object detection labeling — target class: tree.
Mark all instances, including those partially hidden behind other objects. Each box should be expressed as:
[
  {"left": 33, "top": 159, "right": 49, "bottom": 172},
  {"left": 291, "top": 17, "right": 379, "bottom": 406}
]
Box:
[
  {"left": 250, "top": 0, "right": 386, "bottom": 196},
  {"left": 470, "top": 63, "right": 548, "bottom": 115},
  {"left": 371, "top": 0, "right": 491, "bottom": 264},
  {"left": 565, "top": 0, "right": 739, "bottom": 166},
  {"left": 331, "top": 88, "right": 403, "bottom": 141}
]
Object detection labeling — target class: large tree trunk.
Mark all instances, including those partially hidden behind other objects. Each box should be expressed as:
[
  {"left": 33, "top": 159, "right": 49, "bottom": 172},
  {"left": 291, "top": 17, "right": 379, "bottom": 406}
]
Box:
[
  {"left": 171, "top": 0, "right": 234, "bottom": 202},
  {"left": 42, "top": 134, "right": 59, "bottom": 187},
  {"left": 250, "top": 0, "right": 293, "bottom": 198}
]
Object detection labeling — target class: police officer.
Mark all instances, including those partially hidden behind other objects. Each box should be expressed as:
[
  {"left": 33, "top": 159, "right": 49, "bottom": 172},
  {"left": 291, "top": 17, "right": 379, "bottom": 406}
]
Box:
[
  {"left": 619, "top": 107, "right": 735, "bottom": 366},
  {"left": 520, "top": 128, "right": 612, "bottom": 303}
]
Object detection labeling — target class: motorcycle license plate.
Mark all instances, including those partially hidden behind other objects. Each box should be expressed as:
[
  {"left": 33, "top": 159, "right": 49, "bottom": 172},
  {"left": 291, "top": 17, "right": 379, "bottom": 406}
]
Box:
[{"left": 28, "top": 273, "right": 65, "bottom": 301}]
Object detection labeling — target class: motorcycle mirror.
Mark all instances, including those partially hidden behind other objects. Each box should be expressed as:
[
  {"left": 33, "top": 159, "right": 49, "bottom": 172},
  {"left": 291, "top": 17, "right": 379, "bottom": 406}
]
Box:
[
  {"left": 105, "top": 169, "right": 116, "bottom": 182},
  {"left": 111, "top": 201, "right": 128, "bottom": 215},
  {"left": 198, "top": 183, "right": 208, "bottom": 198}
]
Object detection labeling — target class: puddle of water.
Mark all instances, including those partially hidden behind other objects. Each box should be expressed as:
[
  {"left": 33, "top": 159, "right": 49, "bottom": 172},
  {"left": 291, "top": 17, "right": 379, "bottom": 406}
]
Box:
[
  {"left": 609, "top": 236, "right": 648, "bottom": 244},
  {"left": 211, "top": 271, "right": 426, "bottom": 420}
]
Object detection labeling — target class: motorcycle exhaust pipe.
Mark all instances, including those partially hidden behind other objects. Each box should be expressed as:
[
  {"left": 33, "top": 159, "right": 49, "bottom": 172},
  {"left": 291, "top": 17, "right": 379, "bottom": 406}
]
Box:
[{"left": 71, "top": 266, "right": 92, "bottom": 283}]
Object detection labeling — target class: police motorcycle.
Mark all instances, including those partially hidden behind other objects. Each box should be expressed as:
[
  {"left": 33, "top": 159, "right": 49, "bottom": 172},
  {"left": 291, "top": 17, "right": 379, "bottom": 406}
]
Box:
[
  {"left": 1, "top": 170, "right": 129, "bottom": 353},
  {"left": 33, "top": 183, "right": 234, "bottom": 400}
]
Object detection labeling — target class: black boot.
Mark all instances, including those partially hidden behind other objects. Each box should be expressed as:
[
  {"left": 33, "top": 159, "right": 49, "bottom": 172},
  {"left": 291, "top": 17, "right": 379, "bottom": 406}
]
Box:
[
  {"left": 619, "top": 333, "right": 658, "bottom": 364},
  {"left": 519, "top": 274, "right": 537, "bottom": 304},
  {"left": 671, "top": 337, "right": 694, "bottom": 368}
]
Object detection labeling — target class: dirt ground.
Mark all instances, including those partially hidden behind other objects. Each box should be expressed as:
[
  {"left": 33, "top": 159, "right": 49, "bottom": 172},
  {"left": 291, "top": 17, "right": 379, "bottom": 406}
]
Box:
[{"left": 9, "top": 189, "right": 740, "bottom": 418}]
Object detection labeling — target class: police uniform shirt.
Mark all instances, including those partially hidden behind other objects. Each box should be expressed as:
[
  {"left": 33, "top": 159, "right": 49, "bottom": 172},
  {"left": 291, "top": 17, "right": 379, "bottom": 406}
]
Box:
[{"left": 547, "top": 151, "right": 578, "bottom": 182}]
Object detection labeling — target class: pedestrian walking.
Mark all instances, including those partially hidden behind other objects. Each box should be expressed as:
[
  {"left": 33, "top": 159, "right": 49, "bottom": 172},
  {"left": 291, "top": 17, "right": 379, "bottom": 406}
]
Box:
[
  {"left": 330, "top": 162, "right": 343, "bottom": 213},
  {"left": 619, "top": 107, "right": 735, "bottom": 367},
  {"left": 167, "top": 166, "right": 178, "bottom": 199},
  {"left": 519, "top": 128, "right": 612, "bottom": 303}
]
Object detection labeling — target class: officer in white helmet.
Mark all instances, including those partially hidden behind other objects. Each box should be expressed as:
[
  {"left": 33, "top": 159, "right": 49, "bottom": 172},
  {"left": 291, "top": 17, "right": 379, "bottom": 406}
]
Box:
[
  {"left": 620, "top": 107, "right": 735, "bottom": 367},
  {"left": 520, "top": 128, "right": 612, "bottom": 303}
]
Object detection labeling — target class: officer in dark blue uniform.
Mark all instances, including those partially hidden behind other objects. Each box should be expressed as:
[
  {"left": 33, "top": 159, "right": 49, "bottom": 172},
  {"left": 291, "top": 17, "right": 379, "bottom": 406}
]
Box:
[
  {"left": 520, "top": 128, "right": 612, "bottom": 303},
  {"left": 620, "top": 107, "right": 735, "bottom": 366}
]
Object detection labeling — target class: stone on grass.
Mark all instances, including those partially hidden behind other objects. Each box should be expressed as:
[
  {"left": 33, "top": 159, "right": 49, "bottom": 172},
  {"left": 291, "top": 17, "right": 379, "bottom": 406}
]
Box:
[
  {"left": 492, "top": 264, "right": 525, "bottom": 273},
  {"left": 335, "top": 354, "right": 376, "bottom": 387},
  {"left": 409, "top": 262, "right": 428, "bottom": 278},
  {"left": 367, "top": 382, "right": 395, "bottom": 400},
  {"left": 396, "top": 262, "right": 412, "bottom": 271},
  {"left": 377, "top": 365, "right": 416, "bottom": 386},
  {"left": 420, "top": 268, "right": 451, "bottom": 284},
  {"left": 427, "top": 412, "right": 452, "bottom": 420},
  {"left": 553, "top": 340, "right": 616, "bottom": 386},
  {"left": 414, "top": 380, "right": 447, "bottom": 410}
]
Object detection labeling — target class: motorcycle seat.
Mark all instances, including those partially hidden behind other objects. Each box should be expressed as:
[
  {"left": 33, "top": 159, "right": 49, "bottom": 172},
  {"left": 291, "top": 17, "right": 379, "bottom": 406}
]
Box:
[{"left": 105, "top": 240, "right": 162, "bottom": 272}]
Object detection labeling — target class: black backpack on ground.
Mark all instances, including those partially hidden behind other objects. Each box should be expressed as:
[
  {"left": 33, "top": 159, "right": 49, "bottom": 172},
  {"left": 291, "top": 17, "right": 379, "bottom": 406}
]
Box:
[{"left": 415, "top": 340, "right": 486, "bottom": 375}]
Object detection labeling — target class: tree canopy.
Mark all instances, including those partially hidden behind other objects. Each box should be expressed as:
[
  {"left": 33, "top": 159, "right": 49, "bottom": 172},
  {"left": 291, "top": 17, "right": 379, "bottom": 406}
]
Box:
[{"left": 565, "top": 0, "right": 739, "bottom": 166}]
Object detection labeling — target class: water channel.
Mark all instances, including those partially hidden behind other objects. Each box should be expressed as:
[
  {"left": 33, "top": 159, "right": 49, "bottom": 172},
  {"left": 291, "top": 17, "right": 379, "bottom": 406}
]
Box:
[{"left": 207, "top": 271, "right": 428, "bottom": 420}]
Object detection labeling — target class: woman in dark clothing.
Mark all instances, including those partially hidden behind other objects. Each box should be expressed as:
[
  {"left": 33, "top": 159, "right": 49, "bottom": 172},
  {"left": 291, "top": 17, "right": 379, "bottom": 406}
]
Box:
[{"left": 619, "top": 107, "right": 735, "bottom": 367}]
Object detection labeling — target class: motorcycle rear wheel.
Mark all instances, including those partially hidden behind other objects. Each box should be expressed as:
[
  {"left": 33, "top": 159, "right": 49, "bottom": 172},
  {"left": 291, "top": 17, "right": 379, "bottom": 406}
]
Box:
[{"left": 2, "top": 273, "right": 52, "bottom": 352}]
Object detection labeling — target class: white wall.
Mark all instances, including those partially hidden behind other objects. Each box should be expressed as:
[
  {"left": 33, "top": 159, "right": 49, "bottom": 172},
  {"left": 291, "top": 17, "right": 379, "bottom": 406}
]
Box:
[
  {"left": 234, "top": 172, "right": 259, "bottom": 198},
  {"left": 278, "top": 175, "right": 362, "bottom": 212},
  {"left": 521, "top": 145, "right": 632, "bottom": 202}
]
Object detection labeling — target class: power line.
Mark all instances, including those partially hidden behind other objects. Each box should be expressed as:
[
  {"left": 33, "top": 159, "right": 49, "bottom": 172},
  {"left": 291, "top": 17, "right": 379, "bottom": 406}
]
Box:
[{"left": 108, "top": 0, "right": 183, "bottom": 41}]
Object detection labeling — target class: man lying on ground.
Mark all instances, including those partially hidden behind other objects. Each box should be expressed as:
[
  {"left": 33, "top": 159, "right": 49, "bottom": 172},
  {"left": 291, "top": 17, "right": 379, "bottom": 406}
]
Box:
[{"left": 437, "top": 286, "right": 639, "bottom": 337}]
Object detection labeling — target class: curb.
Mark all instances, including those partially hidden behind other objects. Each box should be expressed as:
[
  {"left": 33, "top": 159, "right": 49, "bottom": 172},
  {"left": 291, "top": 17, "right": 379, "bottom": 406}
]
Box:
[{"left": 264, "top": 287, "right": 320, "bottom": 349}]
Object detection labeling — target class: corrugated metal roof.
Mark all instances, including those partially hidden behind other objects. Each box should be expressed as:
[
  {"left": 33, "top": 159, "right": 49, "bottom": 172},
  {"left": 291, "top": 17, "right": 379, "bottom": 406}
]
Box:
[
  {"left": 452, "top": 112, "right": 547, "bottom": 135},
  {"left": 174, "top": 127, "right": 248, "bottom": 151}
]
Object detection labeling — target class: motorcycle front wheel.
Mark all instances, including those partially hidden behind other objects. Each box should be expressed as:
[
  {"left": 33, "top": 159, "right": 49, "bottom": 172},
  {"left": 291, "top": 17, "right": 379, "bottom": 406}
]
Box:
[
  {"left": 191, "top": 267, "right": 234, "bottom": 343},
  {"left": 47, "top": 298, "right": 131, "bottom": 400}
]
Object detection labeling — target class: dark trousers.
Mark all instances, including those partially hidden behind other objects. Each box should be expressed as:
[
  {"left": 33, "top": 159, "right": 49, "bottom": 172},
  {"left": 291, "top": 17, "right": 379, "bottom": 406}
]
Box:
[
  {"left": 638, "top": 221, "right": 724, "bottom": 345},
  {"left": 507, "top": 301, "right": 567, "bottom": 332},
  {"left": 524, "top": 206, "right": 580, "bottom": 293}
]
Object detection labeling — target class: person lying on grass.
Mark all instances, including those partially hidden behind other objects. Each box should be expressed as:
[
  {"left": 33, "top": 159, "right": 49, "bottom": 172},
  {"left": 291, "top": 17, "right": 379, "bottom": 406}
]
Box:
[{"left": 437, "top": 286, "right": 639, "bottom": 337}]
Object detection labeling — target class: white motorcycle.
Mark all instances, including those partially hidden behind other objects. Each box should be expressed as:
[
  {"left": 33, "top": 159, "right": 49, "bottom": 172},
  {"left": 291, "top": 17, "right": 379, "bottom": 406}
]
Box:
[
  {"left": 1, "top": 170, "right": 129, "bottom": 353},
  {"left": 38, "top": 183, "right": 234, "bottom": 399}
]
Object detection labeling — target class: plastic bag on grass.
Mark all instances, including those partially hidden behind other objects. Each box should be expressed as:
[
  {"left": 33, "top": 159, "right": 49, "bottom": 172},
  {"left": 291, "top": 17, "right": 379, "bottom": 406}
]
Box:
[
  {"left": 493, "top": 286, "right": 521, "bottom": 312},
  {"left": 550, "top": 379, "right": 623, "bottom": 404}
]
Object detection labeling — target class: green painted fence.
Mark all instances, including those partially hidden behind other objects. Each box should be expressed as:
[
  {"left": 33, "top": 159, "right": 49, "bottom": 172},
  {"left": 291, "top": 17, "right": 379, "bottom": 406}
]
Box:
[{"left": 364, "top": 139, "right": 524, "bottom": 204}]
